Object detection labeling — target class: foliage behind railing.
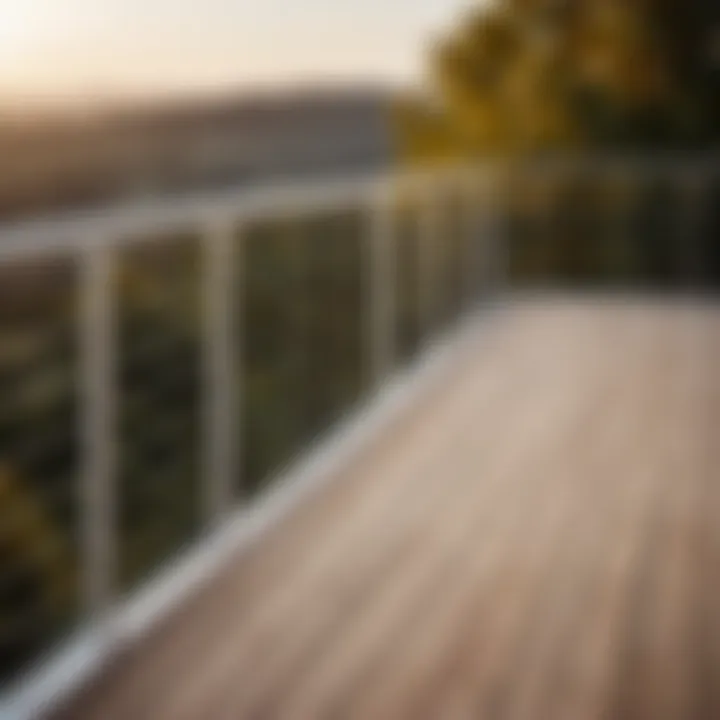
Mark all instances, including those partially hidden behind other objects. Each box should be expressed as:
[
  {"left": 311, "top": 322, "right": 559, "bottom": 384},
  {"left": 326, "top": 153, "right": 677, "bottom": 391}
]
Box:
[{"left": 0, "top": 159, "right": 717, "bottom": 709}]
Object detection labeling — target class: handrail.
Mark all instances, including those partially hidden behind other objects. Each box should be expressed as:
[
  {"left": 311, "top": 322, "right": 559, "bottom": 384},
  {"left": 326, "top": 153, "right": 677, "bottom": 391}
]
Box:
[
  {"left": 0, "top": 164, "right": 489, "bottom": 719},
  {"left": 0, "top": 156, "right": 718, "bottom": 718}
]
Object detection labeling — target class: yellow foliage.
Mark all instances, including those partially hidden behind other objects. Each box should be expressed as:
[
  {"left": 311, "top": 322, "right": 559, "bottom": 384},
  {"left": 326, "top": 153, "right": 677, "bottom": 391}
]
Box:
[
  {"left": 0, "top": 465, "right": 75, "bottom": 616},
  {"left": 395, "top": 0, "right": 713, "bottom": 160}
]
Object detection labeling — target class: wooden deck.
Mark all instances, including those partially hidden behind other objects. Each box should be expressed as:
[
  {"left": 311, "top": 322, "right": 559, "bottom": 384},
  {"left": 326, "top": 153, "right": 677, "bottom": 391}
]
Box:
[{"left": 52, "top": 298, "right": 719, "bottom": 720}]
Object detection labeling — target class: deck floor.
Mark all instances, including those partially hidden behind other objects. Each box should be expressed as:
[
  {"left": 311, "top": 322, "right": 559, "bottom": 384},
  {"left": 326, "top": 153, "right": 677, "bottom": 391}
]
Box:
[{"left": 53, "top": 298, "right": 720, "bottom": 720}]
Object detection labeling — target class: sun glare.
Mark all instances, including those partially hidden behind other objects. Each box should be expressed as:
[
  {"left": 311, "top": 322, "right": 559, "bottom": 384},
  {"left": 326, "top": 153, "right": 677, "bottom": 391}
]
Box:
[{"left": 0, "top": 3, "right": 42, "bottom": 58}]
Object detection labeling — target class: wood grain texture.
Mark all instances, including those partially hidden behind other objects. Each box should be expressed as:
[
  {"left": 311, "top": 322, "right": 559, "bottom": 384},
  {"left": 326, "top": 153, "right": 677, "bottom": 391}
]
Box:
[{"left": 51, "top": 297, "right": 720, "bottom": 720}]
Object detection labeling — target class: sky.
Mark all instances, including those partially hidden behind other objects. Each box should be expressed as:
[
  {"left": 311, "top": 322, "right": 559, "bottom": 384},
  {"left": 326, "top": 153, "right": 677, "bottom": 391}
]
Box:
[{"left": 0, "top": 0, "right": 476, "bottom": 104}]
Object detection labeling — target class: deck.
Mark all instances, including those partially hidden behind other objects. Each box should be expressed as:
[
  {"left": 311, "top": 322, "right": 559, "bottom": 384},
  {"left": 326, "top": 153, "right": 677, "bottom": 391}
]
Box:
[{"left": 51, "top": 297, "right": 719, "bottom": 720}]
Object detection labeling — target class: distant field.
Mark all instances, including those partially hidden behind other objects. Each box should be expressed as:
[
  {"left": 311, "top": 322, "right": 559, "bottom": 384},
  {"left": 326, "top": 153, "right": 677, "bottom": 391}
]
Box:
[{"left": 0, "top": 89, "right": 394, "bottom": 223}]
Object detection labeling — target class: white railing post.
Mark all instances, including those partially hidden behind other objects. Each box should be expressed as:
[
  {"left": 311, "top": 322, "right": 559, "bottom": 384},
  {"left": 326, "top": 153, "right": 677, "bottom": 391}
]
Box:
[
  {"left": 419, "top": 179, "right": 441, "bottom": 341},
  {"left": 462, "top": 170, "right": 482, "bottom": 311},
  {"left": 203, "top": 219, "right": 239, "bottom": 522},
  {"left": 368, "top": 187, "right": 396, "bottom": 388},
  {"left": 80, "top": 242, "right": 117, "bottom": 619},
  {"left": 488, "top": 164, "right": 510, "bottom": 299},
  {"left": 677, "top": 170, "right": 710, "bottom": 288}
]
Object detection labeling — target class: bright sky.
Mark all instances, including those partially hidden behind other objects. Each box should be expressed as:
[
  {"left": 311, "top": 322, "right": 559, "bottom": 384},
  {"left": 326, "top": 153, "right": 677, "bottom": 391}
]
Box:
[{"left": 0, "top": 0, "right": 476, "bottom": 103}]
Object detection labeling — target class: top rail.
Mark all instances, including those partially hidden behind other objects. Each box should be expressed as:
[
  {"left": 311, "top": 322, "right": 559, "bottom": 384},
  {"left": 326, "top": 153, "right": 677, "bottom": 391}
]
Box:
[
  {"left": 0, "top": 172, "right": 394, "bottom": 261},
  {"left": 0, "top": 155, "right": 717, "bottom": 262},
  {"left": 0, "top": 154, "right": 718, "bottom": 719}
]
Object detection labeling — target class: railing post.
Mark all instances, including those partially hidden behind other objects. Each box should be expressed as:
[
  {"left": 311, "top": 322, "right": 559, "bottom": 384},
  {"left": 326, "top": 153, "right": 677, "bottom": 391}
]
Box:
[
  {"left": 80, "top": 242, "right": 116, "bottom": 619},
  {"left": 203, "top": 219, "right": 240, "bottom": 522},
  {"left": 462, "top": 169, "right": 482, "bottom": 311},
  {"left": 368, "top": 187, "right": 396, "bottom": 388},
  {"left": 419, "top": 179, "right": 440, "bottom": 341},
  {"left": 676, "top": 170, "right": 710, "bottom": 289},
  {"left": 487, "top": 164, "right": 510, "bottom": 300}
]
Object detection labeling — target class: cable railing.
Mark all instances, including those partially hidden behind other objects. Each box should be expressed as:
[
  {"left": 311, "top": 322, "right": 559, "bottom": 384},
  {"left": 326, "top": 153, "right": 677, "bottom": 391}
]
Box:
[
  {"left": 0, "top": 157, "right": 718, "bottom": 717},
  {"left": 0, "top": 167, "right": 499, "bottom": 717}
]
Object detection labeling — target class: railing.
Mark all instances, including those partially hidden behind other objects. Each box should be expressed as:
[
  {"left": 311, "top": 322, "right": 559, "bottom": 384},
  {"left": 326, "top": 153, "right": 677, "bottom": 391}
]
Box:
[
  {"left": 503, "top": 158, "right": 719, "bottom": 290},
  {"left": 0, "top": 157, "right": 718, "bottom": 717},
  {"left": 0, "top": 167, "right": 500, "bottom": 717}
]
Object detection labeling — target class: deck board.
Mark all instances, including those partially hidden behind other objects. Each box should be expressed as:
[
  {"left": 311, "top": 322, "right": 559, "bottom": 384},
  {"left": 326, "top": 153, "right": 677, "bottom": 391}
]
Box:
[{"left": 52, "top": 298, "right": 720, "bottom": 720}]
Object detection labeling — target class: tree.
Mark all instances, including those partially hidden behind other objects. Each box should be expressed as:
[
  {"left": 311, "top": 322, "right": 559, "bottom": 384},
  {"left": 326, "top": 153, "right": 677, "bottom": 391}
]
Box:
[{"left": 396, "top": 0, "right": 720, "bottom": 160}]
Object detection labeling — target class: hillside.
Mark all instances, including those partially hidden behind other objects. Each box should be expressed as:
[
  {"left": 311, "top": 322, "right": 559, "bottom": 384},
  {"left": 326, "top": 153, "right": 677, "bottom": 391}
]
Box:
[{"left": 0, "top": 88, "right": 394, "bottom": 222}]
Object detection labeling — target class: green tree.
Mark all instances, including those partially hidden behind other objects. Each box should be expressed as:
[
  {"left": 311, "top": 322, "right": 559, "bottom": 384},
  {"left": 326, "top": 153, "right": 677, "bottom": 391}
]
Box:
[{"left": 396, "top": 0, "right": 720, "bottom": 159}]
